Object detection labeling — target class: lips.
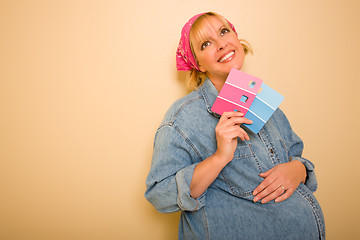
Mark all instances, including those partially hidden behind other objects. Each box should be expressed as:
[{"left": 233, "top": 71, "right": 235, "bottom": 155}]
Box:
[{"left": 218, "top": 51, "right": 235, "bottom": 63}]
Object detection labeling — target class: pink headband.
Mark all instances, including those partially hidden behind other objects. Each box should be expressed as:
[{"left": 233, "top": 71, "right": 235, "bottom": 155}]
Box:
[{"left": 176, "top": 13, "right": 237, "bottom": 71}]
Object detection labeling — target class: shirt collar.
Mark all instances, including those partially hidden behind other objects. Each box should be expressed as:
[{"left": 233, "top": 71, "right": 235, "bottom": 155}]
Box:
[{"left": 200, "top": 78, "right": 221, "bottom": 118}]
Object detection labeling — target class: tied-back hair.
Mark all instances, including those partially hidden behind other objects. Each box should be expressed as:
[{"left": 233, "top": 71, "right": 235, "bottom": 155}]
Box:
[{"left": 187, "top": 12, "right": 253, "bottom": 91}]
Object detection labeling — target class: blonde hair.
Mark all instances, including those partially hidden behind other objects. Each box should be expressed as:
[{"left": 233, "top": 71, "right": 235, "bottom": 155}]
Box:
[{"left": 187, "top": 12, "right": 253, "bottom": 91}]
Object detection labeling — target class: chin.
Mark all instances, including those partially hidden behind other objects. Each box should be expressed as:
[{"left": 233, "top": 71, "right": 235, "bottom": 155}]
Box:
[
  {"left": 229, "top": 63, "right": 243, "bottom": 71},
  {"left": 228, "top": 59, "right": 244, "bottom": 71}
]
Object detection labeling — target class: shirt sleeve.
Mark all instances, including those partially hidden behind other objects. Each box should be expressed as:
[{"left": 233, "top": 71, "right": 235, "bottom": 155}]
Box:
[
  {"left": 145, "top": 123, "right": 206, "bottom": 213},
  {"left": 291, "top": 156, "right": 317, "bottom": 192},
  {"left": 275, "top": 109, "right": 318, "bottom": 192}
]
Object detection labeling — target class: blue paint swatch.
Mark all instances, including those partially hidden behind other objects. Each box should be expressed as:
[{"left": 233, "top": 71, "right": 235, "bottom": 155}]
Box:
[{"left": 243, "top": 83, "right": 284, "bottom": 133}]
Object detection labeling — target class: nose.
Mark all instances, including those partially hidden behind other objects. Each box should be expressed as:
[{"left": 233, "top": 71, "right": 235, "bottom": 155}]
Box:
[{"left": 216, "top": 38, "right": 227, "bottom": 51}]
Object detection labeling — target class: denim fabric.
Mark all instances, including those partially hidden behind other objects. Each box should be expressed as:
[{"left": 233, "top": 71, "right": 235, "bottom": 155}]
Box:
[{"left": 145, "top": 79, "right": 325, "bottom": 239}]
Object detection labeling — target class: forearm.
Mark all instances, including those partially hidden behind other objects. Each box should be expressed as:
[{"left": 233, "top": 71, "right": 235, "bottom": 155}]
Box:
[
  {"left": 190, "top": 152, "right": 228, "bottom": 198},
  {"left": 190, "top": 111, "right": 252, "bottom": 199}
]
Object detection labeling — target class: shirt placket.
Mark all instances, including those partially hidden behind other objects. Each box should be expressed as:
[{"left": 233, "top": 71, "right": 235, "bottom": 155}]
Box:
[{"left": 257, "top": 129, "right": 280, "bottom": 166}]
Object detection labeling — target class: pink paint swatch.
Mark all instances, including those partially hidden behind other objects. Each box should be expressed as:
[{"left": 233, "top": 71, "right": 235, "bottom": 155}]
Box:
[{"left": 211, "top": 69, "right": 263, "bottom": 115}]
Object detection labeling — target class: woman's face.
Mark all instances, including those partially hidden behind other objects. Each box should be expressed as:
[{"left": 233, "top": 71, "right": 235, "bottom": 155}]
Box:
[{"left": 190, "top": 16, "right": 245, "bottom": 84}]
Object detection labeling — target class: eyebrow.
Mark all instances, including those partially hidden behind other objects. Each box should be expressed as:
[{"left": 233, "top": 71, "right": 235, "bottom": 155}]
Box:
[
  {"left": 196, "top": 24, "right": 228, "bottom": 49},
  {"left": 202, "top": 24, "right": 226, "bottom": 41},
  {"left": 218, "top": 25, "right": 226, "bottom": 31}
]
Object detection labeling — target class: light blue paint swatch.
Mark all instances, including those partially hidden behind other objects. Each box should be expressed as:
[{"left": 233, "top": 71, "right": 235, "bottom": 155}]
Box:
[{"left": 243, "top": 83, "right": 284, "bottom": 133}]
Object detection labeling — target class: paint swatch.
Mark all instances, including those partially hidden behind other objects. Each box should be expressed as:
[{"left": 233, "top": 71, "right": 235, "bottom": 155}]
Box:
[{"left": 211, "top": 68, "right": 284, "bottom": 133}]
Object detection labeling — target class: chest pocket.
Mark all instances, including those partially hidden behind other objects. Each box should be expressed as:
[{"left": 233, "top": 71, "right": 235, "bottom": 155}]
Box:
[{"left": 220, "top": 144, "right": 264, "bottom": 199}]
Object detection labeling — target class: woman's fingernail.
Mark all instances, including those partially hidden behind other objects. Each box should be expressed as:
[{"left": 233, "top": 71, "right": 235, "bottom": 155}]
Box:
[{"left": 253, "top": 190, "right": 257, "bottom": 195}]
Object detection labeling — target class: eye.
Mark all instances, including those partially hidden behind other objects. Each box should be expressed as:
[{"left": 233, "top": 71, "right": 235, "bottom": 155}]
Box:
[
  {"left": 201, "top": 41, "right": 211, "bottom": 50},
  {"left": 220, "top": 28, "right": 230, "bottom": 36}
]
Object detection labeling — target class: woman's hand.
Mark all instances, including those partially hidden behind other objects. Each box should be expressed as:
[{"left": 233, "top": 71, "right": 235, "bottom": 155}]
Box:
[
  {"left": 190, "top": 111, "right": 252, "bottom": 198},
  {"left": 252, "top": 160, "right": 306, "bottom": 204},
  {"left": 214, "top": 111, "right": 253, "bottom": 165}
]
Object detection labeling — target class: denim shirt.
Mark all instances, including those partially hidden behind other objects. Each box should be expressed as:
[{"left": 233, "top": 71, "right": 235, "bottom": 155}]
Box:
[{"left": 145, "top": 79, "right": 325, "bottom": 240}]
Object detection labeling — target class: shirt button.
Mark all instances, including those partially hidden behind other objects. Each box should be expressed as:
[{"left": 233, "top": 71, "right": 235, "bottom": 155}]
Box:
[{"left": 270, "top": 148, "right": 274, "bottom": 154}]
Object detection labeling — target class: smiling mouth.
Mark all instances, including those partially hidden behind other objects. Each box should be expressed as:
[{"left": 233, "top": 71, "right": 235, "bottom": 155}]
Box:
[{"left": 218, "top": 51, "right": 235, "bottom": 63}]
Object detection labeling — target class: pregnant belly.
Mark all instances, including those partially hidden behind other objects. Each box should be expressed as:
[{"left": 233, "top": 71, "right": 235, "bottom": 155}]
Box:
[{"left": 204, "top": 185, "right": 322, "bottom": 239}]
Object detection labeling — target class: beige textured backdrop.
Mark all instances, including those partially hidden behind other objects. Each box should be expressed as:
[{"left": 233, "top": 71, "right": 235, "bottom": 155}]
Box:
[{"left": 1, "top": 0, "right": 359, "bottom": 239}]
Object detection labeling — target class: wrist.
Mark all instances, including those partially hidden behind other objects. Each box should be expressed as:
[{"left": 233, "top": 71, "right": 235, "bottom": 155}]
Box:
[
  {"left": 291, "top": 159, "right": 307, "bottom": 183},
  {"left": 213, "top": 150, "right": 232, "bottom": 169}
]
